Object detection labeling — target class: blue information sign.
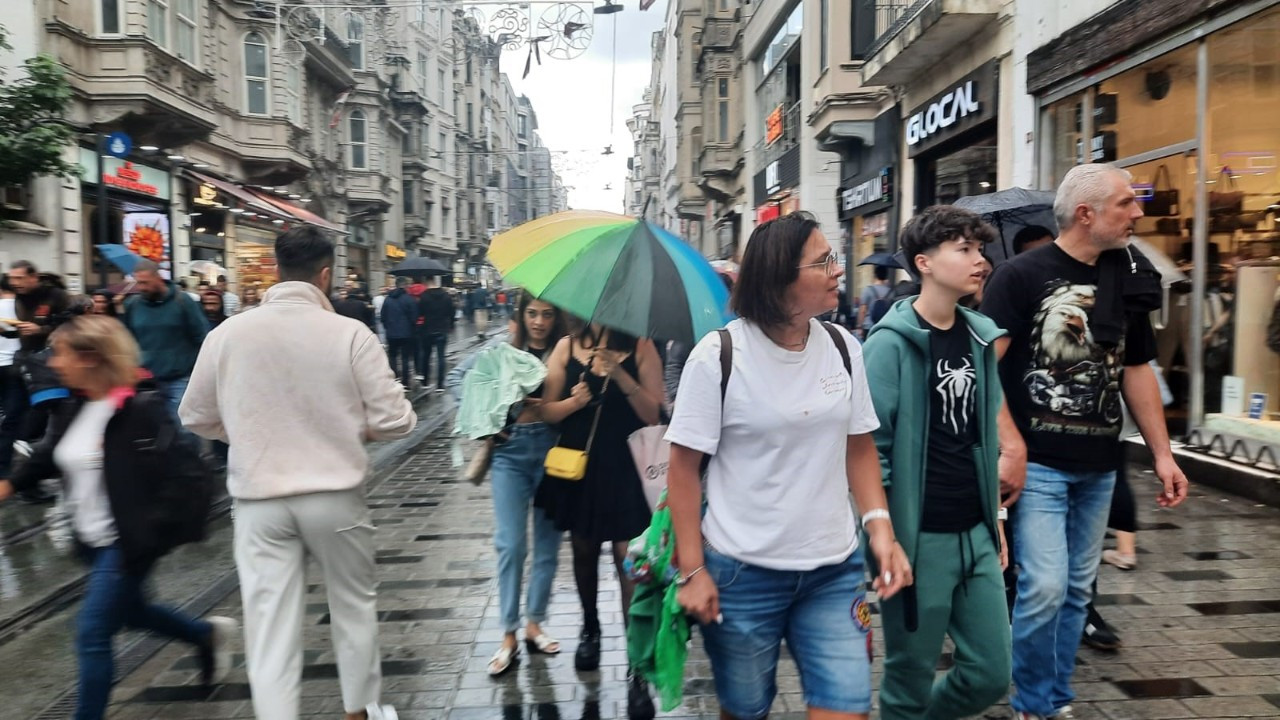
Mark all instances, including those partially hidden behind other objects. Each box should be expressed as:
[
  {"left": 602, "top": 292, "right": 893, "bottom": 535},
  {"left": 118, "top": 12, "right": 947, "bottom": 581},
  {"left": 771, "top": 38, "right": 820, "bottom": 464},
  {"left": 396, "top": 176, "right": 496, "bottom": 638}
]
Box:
[{"left": 104, "top": 132, "right": 133, "bottom": 159}]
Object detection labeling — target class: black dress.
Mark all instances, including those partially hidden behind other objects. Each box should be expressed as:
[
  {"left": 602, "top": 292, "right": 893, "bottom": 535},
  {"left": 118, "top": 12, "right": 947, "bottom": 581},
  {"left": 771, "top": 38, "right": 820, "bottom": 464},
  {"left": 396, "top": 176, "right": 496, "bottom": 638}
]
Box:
[{"left": 535, "top": 351, "right": 652, "bottom": 542}]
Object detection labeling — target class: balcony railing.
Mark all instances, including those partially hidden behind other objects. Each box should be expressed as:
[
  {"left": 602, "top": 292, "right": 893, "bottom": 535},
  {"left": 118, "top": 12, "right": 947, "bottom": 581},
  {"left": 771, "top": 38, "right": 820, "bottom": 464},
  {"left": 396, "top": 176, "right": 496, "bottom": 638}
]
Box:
[
  {"left": 863, "top": 0, "right": 929, "bottom": 54},
  {"left": 753, "top": 101, "right": 802, "bottom": 171}
]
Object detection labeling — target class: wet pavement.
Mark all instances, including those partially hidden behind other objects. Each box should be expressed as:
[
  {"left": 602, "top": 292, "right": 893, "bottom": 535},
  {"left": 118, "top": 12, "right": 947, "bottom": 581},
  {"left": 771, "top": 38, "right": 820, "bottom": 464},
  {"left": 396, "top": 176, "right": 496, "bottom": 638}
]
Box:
[
  {"left": 0, "top": 324, "right": 493, "bottom": 718},
  {"left": 8, "top": 427, "right": 1266, "bottom": 720},
  {"left": 5, "top": 322, "right": 1280, "bottom": 717}
]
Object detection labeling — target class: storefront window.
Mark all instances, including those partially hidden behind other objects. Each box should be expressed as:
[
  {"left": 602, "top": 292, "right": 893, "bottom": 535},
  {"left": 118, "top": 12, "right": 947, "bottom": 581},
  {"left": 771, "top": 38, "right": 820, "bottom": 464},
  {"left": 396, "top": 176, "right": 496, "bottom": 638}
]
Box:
[
  {"left": 917, "top": 131, "right": 997, "bottom": 207},
  {"left": 1204, "top": 7, "right": 1280, "bottom": 423},
  {"left": 1095, "top": 43, "right": 1197, "bottom": 161},
  {"left": 1042, "top": 92, "right": 1086, "bottom": 189}
]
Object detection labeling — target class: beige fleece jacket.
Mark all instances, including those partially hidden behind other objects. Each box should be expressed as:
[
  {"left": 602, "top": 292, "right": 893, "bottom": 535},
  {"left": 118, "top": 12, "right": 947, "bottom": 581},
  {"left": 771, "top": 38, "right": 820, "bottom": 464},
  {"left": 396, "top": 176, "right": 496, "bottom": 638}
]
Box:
[{"left": 179, "top": 281, "right": 416, "bottom": 500}]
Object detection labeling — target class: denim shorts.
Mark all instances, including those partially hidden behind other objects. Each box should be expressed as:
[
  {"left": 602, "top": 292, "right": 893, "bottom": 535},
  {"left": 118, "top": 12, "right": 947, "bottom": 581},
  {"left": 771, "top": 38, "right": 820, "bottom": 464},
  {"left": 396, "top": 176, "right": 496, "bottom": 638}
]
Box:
[{"left": 699, "top": 545, "right": 873, "bottom": 719}]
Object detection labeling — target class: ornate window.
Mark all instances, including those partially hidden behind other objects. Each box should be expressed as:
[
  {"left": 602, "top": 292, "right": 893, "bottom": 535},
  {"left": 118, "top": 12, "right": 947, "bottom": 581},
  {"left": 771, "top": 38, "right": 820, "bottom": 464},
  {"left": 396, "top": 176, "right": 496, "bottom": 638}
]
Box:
[
  {"left": 244, "top": 32, "right": 270, "bottom": 116},
  {"left": 349, "top": 110, "right": 368, "bottom": 169}
]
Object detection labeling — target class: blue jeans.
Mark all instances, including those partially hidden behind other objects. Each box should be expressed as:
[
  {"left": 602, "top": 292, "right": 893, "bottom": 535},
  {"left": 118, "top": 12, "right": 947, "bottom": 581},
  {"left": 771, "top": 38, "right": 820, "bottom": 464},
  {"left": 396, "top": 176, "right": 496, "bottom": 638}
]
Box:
[
  {"left": 700, "top": 546, "right": 872, "bottom": 719},
  {"left": 77, "top": 545, "right": 210, "bottom": 720},
  {"left": 491, "top": 423, "right": 562, "bottom": 633},
  {"left": 1011, "top": 462, "right": 1116, "bottom": 716},
  {"left": 154, "top": 376, "right": 189, "bottom": 419}
]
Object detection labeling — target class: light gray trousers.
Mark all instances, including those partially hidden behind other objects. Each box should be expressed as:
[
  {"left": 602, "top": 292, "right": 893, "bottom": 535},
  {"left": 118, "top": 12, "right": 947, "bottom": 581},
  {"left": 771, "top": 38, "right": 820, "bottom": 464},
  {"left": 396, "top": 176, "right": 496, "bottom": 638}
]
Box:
[{"left": 233, "top": 488, "right": 382, "bottom": 719}]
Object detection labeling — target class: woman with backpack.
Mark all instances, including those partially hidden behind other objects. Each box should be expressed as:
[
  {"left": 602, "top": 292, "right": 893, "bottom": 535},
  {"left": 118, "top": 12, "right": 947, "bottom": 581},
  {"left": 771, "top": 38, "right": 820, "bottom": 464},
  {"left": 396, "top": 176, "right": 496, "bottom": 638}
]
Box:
[
  {"left": 664, "top": 212, "right": 912, "bottom": 720},
  {"left": 0, "top": 315, "right": 234, "bottom": 720}
]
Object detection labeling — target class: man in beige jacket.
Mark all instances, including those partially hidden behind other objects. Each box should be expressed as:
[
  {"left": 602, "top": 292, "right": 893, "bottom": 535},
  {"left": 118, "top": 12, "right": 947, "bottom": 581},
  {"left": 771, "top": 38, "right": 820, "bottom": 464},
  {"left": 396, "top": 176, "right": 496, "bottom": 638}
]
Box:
[{"left": 181, "top": 227, "right": 416, "bottom": 720}]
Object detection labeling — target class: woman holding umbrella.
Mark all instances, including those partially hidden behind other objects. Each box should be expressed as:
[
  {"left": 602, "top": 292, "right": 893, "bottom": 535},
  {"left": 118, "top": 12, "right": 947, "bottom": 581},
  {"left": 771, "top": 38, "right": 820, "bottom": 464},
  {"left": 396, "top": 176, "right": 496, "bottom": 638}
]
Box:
[{"left": 536, "top": 320, "right": 663, "bottom": 718}]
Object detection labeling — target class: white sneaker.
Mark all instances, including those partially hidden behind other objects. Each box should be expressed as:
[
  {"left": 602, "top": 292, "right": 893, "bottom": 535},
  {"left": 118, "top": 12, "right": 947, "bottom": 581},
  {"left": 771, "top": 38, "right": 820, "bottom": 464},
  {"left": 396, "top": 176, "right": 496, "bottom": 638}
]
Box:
[
  {"left": 366, "top": 704, "right": 399, "bottom": 720},
  {"left": 204, "top": 616, "right": 238, "bottom": 684},
  {"left": 1012, "top": 711, "right": 1049, "bottom": 720},
  {"left": 1052, "top": 706, "right": 1076, "bottom": 719}
]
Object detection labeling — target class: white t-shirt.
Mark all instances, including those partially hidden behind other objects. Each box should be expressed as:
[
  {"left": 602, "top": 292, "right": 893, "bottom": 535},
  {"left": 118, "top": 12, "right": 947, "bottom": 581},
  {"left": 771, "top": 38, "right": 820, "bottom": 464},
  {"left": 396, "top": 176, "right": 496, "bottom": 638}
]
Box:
[
  {"left": 665, "top": 317, "right": 879, "bottom": 571},
  {"left": 0, "top": 298, "right": 21, "bottom": 367},
  {"left": 55, "top": 398, "right": 119, "bottom": 548}
]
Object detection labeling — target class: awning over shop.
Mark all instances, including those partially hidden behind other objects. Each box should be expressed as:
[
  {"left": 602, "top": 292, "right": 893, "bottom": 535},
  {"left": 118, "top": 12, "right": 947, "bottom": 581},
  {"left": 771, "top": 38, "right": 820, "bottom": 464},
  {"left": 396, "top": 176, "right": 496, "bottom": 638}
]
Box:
[
  {"left": 247, "top": 189, "right": 347, "bottom": 235},
  {"left": 186, "top": 170, "right": 292, "bottom": 222}
]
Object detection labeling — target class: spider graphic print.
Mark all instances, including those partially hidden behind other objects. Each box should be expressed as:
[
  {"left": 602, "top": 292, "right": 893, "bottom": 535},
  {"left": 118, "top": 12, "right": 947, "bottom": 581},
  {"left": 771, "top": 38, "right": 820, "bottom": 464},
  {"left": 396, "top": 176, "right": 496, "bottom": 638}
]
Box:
[{"left": 934, "top": 357, "right": 976, "bottom": 434}]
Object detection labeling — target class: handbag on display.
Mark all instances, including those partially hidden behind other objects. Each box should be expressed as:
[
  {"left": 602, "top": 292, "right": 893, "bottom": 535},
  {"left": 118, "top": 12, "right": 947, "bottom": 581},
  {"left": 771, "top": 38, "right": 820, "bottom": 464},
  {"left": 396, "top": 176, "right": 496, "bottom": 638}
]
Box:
[
  {"left": 544, "top": 375, "right": 609, "bottom": 481},
  {"left": 1145, "top": 164, "right": 1180, "bottom": 217},
  {"left": 1209, "top": 167, "right": 1244, "bottom": 216}
]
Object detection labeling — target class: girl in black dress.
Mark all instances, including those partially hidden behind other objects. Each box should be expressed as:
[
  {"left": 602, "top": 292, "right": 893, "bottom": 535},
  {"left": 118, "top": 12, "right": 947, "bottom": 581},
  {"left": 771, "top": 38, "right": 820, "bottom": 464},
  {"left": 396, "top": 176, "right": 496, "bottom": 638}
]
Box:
[{"left": 536, "top": 324, "right": 663, "bottom": 714}]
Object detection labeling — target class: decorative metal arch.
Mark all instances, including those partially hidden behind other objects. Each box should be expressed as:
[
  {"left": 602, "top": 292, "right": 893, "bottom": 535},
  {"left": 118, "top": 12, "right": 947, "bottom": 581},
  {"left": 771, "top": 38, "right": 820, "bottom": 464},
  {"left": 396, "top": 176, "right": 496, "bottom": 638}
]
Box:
[{"left": 269, "top": 1, "right": 597, "bottom": 71}]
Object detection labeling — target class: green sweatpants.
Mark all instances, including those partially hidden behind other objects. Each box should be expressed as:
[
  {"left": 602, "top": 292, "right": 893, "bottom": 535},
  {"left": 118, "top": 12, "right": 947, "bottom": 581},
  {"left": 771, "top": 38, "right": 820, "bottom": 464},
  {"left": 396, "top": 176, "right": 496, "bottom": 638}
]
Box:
[{"left": 879, "top": 523, "right": 1012, "bottom": 720}]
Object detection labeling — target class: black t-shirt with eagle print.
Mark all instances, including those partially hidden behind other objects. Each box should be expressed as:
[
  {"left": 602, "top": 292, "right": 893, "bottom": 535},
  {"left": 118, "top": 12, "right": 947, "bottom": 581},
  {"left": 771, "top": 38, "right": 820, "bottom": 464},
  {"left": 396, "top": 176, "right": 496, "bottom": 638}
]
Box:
[
  {"left": 914, "top": 311, "right": 984, "bottom": 534},
  {"left": 980, "top": 242, "right": 1158, "bottom": 473}
]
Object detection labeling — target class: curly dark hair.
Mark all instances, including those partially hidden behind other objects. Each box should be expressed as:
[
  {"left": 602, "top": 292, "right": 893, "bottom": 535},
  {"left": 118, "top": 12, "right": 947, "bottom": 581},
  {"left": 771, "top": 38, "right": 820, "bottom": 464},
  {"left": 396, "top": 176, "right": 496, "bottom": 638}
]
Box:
[{"left": 899, "top": 205, "right": 998, "bottom": 277}]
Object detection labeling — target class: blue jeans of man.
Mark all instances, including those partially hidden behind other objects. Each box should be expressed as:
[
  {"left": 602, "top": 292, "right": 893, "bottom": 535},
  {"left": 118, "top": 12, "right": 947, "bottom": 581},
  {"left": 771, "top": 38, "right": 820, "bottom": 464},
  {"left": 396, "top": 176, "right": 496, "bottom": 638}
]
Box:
[
  {"left": 153, "top": 376, "right": 189, "bottom": 419},
  {"left": 77, "top": 545, "right": 210, "bottom": 720},
  {"left": 0, "top": 363, "right": 28, "bottom": 476},
  {"left": 1010, "top": 462, "right": 1116, "bottom": 716},
  {"left": 490, "top": 423, "right": 561, "bottom": 633}
]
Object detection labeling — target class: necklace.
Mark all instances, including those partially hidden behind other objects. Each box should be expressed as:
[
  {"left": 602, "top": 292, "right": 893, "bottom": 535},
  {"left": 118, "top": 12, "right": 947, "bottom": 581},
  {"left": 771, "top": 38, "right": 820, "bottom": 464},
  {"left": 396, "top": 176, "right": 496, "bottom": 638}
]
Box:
[{"left": 768, "top": 327, "right": 809, "bottom": 349}]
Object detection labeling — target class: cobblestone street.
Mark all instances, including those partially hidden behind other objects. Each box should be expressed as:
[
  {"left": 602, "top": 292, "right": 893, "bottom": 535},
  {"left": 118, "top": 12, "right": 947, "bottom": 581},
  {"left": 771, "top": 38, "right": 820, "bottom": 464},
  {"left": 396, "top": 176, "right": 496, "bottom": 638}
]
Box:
[{"left": 23, "top": 417, "right": 1264, "bottom": 720}]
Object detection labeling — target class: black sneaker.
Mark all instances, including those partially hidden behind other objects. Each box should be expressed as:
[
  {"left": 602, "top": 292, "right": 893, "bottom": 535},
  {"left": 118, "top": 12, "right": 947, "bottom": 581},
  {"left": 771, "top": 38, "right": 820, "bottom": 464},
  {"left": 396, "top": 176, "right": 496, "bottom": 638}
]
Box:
[
  {"left": 626, "top": 670, "right": 655, "bottom": 720},
  {"left": 574, "top": 627, "right": 601, "bottom": 671},
  {"left": 1081, "top": 606, "right": 1121, "bottom": 651}
]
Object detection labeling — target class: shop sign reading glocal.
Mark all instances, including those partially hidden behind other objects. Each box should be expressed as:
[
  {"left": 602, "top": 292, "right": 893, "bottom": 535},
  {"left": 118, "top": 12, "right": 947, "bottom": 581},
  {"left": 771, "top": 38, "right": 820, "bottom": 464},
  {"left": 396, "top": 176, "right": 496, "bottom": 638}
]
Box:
[
  {"left": 906, "top": 82, "right": 981, "bottom": 146},
  {"left": 903, "top": 61, "right": 997, "bottom": 158}
]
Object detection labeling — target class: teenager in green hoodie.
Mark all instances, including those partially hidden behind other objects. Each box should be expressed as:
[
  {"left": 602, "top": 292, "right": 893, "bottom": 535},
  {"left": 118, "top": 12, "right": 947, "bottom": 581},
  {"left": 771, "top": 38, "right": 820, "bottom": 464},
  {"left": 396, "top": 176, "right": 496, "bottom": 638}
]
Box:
[{"left": 863, "top": 206, "right": 1011, "bottom": 720}]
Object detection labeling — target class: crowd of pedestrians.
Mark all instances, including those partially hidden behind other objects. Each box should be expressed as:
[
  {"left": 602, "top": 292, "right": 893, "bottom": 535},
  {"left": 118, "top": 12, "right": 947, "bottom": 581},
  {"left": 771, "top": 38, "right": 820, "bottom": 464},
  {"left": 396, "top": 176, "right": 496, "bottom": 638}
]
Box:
[{"left": 0, "top": 162, "right": 1196, "bottom": 720}]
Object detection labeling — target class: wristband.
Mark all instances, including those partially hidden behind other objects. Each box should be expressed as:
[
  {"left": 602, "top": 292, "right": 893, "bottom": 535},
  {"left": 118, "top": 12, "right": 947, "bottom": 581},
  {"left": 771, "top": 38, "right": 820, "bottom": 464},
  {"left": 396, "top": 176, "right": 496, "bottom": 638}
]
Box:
[
  {"left": 861, "top": 508, "right": 892, "bottom": 527},
  {"left": 675, "top": 565, "right": 706, "bottom": 587}
]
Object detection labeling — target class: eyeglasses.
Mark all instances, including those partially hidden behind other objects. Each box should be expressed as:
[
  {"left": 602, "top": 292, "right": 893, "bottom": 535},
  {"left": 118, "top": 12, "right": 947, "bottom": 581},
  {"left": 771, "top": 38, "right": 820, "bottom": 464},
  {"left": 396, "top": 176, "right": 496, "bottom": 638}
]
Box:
[{"left": 797, "top": 251, "right": 840, "bottom": 276}]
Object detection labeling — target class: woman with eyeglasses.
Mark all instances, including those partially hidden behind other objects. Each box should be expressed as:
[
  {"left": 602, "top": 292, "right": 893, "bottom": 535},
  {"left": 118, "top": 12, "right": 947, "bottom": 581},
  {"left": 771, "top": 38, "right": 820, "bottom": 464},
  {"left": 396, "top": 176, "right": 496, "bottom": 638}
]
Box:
[{"left": 664, "top": 212, "right": 913, "bottom": 720}]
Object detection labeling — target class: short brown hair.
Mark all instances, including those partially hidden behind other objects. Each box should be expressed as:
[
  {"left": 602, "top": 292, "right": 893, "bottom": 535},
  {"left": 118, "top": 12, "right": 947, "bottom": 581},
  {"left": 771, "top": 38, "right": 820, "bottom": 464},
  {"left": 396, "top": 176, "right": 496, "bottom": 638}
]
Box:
[
  {"left": 899, "top": 205, "right": 997, "bottom": 276},
  {"left": 731, "top": 212, "right": 820, "bottom": 328},
  {"left": 51, "top": 315, "right": 140, "bottom": 388}
]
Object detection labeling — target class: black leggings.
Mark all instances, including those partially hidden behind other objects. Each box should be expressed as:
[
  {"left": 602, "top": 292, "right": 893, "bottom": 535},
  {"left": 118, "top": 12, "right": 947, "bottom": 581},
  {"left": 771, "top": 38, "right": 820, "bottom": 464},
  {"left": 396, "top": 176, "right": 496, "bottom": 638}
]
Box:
[
  {"left": 570, "top": 534, "right": 636, "bottom": 633},
  {"left": 1107, "top": 459, "right": 1137, "bottom": 534}
]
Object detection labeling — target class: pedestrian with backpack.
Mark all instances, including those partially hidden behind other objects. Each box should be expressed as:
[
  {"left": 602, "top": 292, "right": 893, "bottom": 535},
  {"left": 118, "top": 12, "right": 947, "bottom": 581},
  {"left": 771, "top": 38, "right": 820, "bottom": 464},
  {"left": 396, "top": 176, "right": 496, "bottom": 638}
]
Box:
[
  {"left": 857, "top": 265, "right": 895, "bottom": 337},
  {"left": 665, "top": 212, "right": 912, "bottom": 720},
  {"left": 0, "top": 315, "right": 232, "bottom": 720}
]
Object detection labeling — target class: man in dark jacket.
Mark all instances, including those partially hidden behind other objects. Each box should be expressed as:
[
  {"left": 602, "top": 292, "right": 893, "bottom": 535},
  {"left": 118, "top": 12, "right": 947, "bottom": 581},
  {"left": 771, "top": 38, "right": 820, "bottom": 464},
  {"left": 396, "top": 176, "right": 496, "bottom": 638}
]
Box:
[
  {"left": 418, "top": 277, "right": 454, "bottom": 392},
  {"left": 122, "top": 260, "right": 210, "bottom": 417},
  {"left": 333, "top": 288, "right": 374, "bottom": 329},
  {"left": 5, "top": 260, "right": 72, "bottom": 503},
  {"left": 380, "top": 276, "right": 419, "bottom": 387}
]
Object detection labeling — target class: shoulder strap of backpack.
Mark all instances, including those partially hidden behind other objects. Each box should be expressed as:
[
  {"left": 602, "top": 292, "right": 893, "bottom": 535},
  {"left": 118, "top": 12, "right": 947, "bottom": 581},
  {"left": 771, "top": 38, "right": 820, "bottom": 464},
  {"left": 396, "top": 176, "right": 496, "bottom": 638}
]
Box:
[
  {"left": 717, "top": 328, "right": 732, "bottom": 405},
  {"left": 821, "top": 322, "right": 852, "bottom": 377}
]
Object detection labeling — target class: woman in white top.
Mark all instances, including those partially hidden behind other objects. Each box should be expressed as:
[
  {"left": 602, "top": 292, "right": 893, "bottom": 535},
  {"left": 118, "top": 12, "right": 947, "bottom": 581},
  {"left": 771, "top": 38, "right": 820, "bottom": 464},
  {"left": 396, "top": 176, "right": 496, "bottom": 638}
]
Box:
[
  {"left": 665, "top": 212, "right": 912, "bottom": 720},
  {"left": 0, "top": 316, "right": 235, "bottom": 720}
]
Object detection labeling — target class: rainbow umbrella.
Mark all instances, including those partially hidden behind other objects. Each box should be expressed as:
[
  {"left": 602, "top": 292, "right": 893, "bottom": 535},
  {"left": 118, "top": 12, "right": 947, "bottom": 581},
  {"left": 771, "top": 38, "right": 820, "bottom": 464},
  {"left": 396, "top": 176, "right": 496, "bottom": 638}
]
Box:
[{"left": 488, "top": 210, "right": 732, "bottom": 343}]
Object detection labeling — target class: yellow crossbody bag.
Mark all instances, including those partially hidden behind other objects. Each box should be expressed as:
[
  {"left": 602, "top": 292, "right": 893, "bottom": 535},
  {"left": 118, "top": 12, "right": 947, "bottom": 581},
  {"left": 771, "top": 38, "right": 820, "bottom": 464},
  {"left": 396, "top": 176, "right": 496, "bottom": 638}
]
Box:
[{"left": 545, "top": 376, "right": 609, "bottom": 481}]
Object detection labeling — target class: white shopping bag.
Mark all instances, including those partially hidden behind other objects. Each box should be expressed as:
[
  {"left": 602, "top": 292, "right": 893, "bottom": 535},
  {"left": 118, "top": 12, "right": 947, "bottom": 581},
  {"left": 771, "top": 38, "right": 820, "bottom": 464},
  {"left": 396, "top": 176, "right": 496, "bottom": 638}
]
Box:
[{"left": 627, "top": 425, "right": 670, "bottom": 511}]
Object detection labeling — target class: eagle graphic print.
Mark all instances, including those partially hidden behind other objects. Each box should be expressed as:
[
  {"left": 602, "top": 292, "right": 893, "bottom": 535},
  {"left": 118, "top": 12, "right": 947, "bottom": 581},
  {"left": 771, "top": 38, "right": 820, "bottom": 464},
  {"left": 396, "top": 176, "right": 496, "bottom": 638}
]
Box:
[{"left": 1023, "top": 280, "right": 1124, "bottom": 431}]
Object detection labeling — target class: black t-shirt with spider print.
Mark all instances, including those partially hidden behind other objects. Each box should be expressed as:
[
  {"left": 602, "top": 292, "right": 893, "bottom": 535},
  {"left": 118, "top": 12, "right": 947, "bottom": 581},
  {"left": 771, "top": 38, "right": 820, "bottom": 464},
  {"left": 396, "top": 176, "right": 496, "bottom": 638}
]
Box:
[{"left": 915, "top": 311, "right": 984, "bottom": 533}]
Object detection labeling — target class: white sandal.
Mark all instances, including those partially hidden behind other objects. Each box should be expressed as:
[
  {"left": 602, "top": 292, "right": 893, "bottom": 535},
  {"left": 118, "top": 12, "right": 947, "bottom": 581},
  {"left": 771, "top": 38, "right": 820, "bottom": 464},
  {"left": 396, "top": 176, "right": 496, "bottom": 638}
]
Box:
[
  {"left": 487, "top": 644, "right": 520, "bottom": 676},
  {"left": 524, "top": 631, "right": 562, "bottom": 655}
]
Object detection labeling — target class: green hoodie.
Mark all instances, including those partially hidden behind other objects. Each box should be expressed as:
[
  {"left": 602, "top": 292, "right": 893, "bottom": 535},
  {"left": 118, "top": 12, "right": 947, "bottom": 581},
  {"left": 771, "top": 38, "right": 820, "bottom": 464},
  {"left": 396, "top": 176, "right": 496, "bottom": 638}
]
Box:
[{"left": 862, "top": 298, "right": 1007, "bottom": 566}]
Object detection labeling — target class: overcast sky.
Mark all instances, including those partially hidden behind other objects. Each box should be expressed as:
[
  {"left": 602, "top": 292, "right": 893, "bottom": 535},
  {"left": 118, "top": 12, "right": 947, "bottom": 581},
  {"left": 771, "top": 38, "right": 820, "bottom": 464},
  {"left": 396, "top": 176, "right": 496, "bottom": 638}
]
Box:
[{"left": 501, "top": 0, "right": 669, "bottom": 214}]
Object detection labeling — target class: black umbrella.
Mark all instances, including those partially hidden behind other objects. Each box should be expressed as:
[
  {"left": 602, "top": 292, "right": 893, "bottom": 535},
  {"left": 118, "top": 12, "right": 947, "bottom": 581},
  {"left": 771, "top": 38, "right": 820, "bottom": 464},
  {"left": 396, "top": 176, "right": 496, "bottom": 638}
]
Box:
[
  {"left": 857, "top": 252, "right": 905, "bottom": 269},
  {"left": 954, "top": 187, "right": 1058, "bottom": 265},
  {"left": 389, "top": 257, "right": 451, "bottom": 276}
]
